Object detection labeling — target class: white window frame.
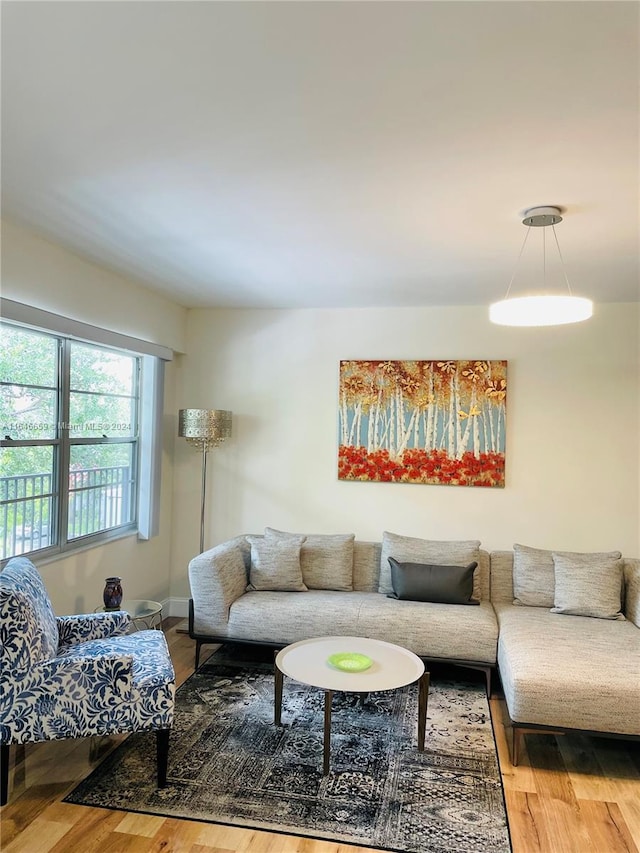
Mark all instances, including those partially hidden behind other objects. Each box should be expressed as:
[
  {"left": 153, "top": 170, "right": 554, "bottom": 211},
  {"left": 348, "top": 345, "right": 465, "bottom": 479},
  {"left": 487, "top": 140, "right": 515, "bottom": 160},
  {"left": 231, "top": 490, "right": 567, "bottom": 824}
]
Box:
[{"left": 1, "top": 299, "right": 172, "bottom": 563}]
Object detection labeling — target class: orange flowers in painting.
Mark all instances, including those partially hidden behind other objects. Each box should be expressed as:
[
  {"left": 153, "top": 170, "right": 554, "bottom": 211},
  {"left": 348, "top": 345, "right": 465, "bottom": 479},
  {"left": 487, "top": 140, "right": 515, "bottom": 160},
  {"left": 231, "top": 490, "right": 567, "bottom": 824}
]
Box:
[{"left": 338, "top": 360, "right": 507, "bottom": 488}]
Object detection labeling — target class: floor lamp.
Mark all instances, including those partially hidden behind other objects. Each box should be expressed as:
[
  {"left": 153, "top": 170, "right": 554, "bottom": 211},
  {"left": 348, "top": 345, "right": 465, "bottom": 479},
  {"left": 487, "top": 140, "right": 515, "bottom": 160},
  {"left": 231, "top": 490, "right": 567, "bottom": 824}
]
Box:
[{"left": 178, "top": 408, "right": 232, "bottom": 554}]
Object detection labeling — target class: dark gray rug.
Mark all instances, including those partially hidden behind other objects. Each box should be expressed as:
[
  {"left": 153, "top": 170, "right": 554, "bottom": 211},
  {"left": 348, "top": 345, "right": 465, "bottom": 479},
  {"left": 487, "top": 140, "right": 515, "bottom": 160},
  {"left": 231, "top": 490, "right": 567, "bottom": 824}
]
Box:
[{"left": 65, "top": 646, "right": 511, "bottom": 853}]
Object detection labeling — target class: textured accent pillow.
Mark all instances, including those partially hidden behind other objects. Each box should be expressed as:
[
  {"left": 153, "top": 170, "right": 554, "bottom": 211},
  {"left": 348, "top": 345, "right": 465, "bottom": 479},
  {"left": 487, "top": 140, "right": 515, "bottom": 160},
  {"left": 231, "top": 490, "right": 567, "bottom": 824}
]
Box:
[
  {"left": 551, "top": 552, "right": 624, "bottom": 619},
  {"left": 512, "top": 544, "right": 556, "bottom": 607},
  {"left": 245, "top": 535, "right": 308, "bottom": 591},
  {"left": 513, "top": 544, "right": 623, "bottom": 608},
  {"left": 265, "top": 528, "right": 355, "bottom": 591},
  {"left": 387, "top": 558, "right": 479, "bottom": 605},
  {"left": 379, "top": 532, "right": 481, "bottom": 597}
]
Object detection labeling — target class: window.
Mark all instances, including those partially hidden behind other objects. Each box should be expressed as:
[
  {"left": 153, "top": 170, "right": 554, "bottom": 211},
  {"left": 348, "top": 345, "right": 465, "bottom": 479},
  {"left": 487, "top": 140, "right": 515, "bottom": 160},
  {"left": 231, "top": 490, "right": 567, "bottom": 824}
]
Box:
[{"left": 1, "top": 322, "right": 141, "bottom": 560}]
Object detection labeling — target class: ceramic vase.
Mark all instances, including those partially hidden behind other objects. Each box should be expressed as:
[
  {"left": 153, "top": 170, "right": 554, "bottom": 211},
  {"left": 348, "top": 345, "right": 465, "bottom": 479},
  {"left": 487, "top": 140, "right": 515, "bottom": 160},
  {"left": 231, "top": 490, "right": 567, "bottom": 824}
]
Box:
[{"left": 103, "top": 576, "right": 123, "bottom": 610}]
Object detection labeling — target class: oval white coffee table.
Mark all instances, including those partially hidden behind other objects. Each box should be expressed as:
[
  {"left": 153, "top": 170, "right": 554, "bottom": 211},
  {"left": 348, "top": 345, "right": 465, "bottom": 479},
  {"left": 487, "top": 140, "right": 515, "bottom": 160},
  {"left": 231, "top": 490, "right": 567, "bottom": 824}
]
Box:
[{"left": 274, "top": 635, "right": 429, "bottom": 775}]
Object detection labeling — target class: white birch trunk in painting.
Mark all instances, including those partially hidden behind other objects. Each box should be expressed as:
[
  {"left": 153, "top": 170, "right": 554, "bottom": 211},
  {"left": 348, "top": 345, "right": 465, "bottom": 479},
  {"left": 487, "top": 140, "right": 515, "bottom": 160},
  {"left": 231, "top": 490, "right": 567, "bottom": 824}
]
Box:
[
  {"left": 349, "top": 403, "right": 362, "bottom": 446},
  {"left": 472, "top": 389, "right": 480, "bottom": 457},
  {"left": 395, "top": 388, "right": 405, "bottom": 459},
  {"left": 396, "top": 408, "right": 418, "bottom": 457},
  {"left": 388, "top": 394, "right": 396, "bottom": 456},
  {"left": 458, "top": 416, "right": 471, "bottom": 460},
  {"left": 447, "top": 377, "right": 455, "bottom": 457},
  {"left": 374, "top": 388, "right": 383, "bottom": 450},
  {"left": 341, "top": 392, "right": 348, "bottom": 445},
  {"left": 455, "top": 374, "right": 462, "bottom": 456}
]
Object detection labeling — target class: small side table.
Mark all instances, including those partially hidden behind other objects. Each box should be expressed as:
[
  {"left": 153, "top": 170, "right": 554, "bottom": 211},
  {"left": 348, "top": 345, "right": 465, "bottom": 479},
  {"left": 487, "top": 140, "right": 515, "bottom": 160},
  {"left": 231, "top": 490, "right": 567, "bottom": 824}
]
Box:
[{"left": 95, "top": 599, "right": 163, "bottom": 631}]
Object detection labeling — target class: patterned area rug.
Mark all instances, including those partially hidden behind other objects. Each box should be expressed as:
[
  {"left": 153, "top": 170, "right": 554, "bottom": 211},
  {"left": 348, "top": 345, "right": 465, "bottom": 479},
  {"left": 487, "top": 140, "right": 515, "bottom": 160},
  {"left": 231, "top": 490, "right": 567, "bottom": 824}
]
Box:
[{"left": 65, "top": 646, "right": 511, "bottom": 853}]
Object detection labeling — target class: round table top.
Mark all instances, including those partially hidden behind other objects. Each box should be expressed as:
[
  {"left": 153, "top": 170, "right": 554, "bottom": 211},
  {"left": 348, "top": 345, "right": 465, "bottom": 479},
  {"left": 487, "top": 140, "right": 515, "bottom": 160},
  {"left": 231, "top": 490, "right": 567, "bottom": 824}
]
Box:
[
  {"left": 275, "top": 636, "right": 424, "bottom": 693},
  {"left": 96, "top": 599, "right": 162, "bottom": 617}
]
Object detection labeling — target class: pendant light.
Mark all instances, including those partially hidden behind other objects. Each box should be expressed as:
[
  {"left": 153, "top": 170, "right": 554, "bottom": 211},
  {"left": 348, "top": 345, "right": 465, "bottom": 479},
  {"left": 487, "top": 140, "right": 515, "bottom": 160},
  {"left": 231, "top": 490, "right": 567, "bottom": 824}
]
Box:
[{"left": 490, "top": 206, "right": 593, "bottom": 326}]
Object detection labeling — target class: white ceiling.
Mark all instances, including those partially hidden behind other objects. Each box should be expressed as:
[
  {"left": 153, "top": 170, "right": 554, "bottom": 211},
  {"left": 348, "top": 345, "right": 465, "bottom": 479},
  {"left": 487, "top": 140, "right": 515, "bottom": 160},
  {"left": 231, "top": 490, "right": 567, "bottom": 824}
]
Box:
[{"left": 2, "top": 1, "right": 638, "bottom": 310}]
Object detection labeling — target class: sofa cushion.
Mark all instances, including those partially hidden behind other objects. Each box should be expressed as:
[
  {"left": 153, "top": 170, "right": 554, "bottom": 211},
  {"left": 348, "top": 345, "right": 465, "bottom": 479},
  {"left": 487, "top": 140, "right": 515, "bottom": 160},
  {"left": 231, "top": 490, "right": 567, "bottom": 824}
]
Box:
[
  {"left": 387, "top": 558, "right": 479, "bottom": 605},
  {"left": 495, "top": 602, "right": 640, "bottom": 734},
  {"left": 512, "top": 544, "right": 556, "bottom": 607},
  {"left": 356, "top": 596, "right": 498, "bottom": 663},
  {"left": 551, "top": 552, "right": 624, "bottom": 620},
  {"left": 227, "top": 590, "right": 498, "bottom": 663},
  {"left": 245, "top": 535, "right": 307, "bottom": 592},
  {"left": 512, "top": 544, "right": 623, "bottom": 608},
  {"left": 265, "top": 528, "right": 354, "bottom": 591},
  {"left": 379, "top": 532, "right": 481, "bottom": 598},
  {"left": 228, "top": 590, "right": 367, "bottom": 644}
]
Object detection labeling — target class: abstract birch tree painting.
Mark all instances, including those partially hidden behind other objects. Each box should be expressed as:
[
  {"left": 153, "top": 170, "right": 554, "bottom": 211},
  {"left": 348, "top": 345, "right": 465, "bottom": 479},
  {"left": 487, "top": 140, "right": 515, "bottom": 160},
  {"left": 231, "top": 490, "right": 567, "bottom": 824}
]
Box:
[{"left": 338, "top": 360, "right": 507, "bottom": 487}]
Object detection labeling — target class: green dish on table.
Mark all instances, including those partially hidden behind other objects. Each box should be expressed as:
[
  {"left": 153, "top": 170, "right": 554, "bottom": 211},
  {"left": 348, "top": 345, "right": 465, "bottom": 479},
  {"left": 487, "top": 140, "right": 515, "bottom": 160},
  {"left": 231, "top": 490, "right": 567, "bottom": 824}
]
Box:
[{"left": 327, "top": 652, "right": 373, "bottom": 672}]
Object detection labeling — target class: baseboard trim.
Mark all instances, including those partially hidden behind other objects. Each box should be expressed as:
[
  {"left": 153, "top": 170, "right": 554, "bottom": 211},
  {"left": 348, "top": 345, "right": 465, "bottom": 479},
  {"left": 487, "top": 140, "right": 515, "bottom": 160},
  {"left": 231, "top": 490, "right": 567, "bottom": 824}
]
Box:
[{"left": 161, "top": 597, "right": 190, "bottom": 618}]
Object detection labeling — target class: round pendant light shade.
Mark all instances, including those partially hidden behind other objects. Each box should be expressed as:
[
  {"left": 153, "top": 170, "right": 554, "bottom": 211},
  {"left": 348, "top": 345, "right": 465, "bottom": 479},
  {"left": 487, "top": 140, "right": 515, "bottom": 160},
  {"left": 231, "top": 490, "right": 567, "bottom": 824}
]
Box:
[
  {"left": 490, "top": 206, "right": 593, "bottom": 327},
  {"left": 490, "top": 294, "right": 593, "bottom": 326}
]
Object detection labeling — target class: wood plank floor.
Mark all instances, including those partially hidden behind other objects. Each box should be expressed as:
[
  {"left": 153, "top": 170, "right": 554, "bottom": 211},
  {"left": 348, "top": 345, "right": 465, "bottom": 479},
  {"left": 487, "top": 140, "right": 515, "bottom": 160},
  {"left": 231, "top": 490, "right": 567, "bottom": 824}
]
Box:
[{"left": 1, "top": 620, "right": 638, "bottom": 853}]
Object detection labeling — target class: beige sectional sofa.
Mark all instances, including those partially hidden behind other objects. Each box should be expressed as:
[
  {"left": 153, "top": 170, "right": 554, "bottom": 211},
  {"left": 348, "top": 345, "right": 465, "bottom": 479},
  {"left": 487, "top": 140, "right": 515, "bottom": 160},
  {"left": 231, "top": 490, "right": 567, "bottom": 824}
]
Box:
[
  {"left": 188, "top": 532, "right": 498, "bottom": 692},
  {"left": 188, "top": 531, "right": 640, "bottom": 763}
]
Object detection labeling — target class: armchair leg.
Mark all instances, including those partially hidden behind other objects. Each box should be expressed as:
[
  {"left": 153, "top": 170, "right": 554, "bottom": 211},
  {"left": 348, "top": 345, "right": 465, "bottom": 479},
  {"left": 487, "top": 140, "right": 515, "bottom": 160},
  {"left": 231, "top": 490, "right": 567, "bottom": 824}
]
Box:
[
  {"left": 1, "top": 743, "right": 9, "bottom": 806},
  {"left": 156, "top": 729, "right": 170, "bottom": 788}
]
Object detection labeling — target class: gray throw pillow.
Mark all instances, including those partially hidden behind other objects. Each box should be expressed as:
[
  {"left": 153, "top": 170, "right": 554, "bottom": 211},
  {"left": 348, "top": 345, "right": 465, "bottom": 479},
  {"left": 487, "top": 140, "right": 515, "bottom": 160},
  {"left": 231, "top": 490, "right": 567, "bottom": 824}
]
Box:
[
  {"left": 265, "top": 528, "right": 355, "bottom": 591},
  {"left": 513, "top": 543, "right": 623, "bottom": 609},
  {"left": 387, "top": 558, "right": 479, "bottom": 605},
  {"left": 551, "top": 552, "right": 624, "bottom": 619},
  {"left": 379, "top": 532, "right": 481, "bottom": 598},
  {"left": 512, "top": 543, "right": 556, "bottom": 607},
  {"left": 245, "top": 535, "right": 308, "bottom": 591}
]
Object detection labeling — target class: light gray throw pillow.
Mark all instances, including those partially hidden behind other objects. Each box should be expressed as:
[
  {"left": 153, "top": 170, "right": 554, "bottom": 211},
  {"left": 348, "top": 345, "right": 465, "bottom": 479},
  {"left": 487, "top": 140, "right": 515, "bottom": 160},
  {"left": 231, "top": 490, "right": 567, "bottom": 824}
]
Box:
[
  {"left": 265, "top": 528, "right": 355, "bottom": 591},
  {"left": 551, "top": 552, "right": 624, "bottom": 619},
  {"left": 513, "top": 543, "right": 623, "bottom": 609},
  {"left": 245, "top": 534, "right": 307, "bottom": 591},
  {"left": 379, "top": 532, "right": 481, "bottom": 598},
  {"left": 512, "top": 543, "right": 556, "bottom": 607}
]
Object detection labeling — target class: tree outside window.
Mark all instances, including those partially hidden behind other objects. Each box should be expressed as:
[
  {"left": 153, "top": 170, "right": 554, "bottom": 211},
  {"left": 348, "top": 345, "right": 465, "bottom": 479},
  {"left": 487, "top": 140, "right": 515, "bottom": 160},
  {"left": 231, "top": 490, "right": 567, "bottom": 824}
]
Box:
[{"left": 0, "top": 322, "right": 140, "bottom": 560}]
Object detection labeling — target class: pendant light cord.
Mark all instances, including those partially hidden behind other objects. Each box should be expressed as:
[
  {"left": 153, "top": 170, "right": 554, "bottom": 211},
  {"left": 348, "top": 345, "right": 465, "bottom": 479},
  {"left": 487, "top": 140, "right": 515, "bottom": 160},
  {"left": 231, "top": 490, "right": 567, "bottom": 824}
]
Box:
[
  {"left": 504, "top": 226, "right": 532, "bottom": 299},
  {"left": 551, "top": 223, "right": 574, "bottom": 295}
]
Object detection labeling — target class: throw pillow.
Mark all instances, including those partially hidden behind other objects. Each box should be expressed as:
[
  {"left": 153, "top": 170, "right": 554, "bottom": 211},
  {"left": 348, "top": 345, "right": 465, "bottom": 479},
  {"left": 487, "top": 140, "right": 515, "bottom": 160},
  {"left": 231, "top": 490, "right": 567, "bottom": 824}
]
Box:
[
  {"left": 264, "top": 528, "right": 355, "bottom": 591},
  {"left": 512, "top": 543, "right": 556, "bottom": 607},
  {"left": 513, "top": 544, "right": 623, "bottom": 608},
  {"left": 387, "top": 557, "right": 479, "bottom": 605},
  {"left": 379, "top": 532, "right": 481, "bottom": 597},
  {"left": 551, "top": 552, "right": 624, "bottom": 619},
  {"left": 245, "top": 535, "right": 308, "bottom": 592}
]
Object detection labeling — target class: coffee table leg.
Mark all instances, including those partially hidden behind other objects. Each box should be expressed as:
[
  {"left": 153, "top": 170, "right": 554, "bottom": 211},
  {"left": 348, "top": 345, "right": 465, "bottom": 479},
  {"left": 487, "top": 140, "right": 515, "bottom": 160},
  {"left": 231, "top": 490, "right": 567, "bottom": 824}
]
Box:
[
  {"left": 274, "top": 664, "right": 283, "bottom": 726},
  {"left": 323, "top": 690, "right": 333, "bottom": 775},
  {"left": 418, "top": 671, "right": 430, "bottom": 751}
]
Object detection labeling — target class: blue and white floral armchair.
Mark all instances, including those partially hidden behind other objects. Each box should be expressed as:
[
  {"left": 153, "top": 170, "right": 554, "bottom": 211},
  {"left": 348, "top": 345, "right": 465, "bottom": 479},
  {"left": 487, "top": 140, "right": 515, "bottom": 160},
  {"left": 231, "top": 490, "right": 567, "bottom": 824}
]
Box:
[{"left": 0, "top": 557, "right": 175, "bottom": 805}]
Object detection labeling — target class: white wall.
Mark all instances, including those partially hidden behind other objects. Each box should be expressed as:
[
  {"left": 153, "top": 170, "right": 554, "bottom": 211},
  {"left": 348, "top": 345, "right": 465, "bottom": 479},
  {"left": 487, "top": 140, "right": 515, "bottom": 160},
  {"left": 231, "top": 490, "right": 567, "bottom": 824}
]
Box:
[
  {"left": 1, "top": 220, "right": 188, "bottom": 615},
  {"left": 1, "top": 219, "right": 186, "bottom": 354},
  {"left": 170, "top": 302, "right": 640, "bottom": 599}
]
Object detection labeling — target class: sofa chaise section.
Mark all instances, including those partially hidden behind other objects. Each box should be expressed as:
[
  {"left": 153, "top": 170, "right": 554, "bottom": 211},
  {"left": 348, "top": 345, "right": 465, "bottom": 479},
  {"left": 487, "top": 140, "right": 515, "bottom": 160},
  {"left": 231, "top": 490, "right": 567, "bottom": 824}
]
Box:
[{"left": 490, "top": 550, "right": 640, "bottom": 763}]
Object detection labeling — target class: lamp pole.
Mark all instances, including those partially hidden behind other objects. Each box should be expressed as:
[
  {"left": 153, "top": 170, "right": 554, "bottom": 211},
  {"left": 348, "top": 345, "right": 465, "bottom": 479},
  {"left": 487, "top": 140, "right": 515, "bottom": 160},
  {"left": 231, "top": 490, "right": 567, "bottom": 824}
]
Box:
[{"left": 178, "top": 409, "right": 232, "bottom": 554}]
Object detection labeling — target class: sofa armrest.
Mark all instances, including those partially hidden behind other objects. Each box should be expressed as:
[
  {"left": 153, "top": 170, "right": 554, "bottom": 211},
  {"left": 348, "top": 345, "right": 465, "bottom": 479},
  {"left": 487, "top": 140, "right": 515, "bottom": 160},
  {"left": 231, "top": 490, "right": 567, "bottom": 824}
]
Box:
[
  {"left": 189, "top": 537, "right": 249, "bottom": 634},
  {"left": 57, "top": 611, "right": 131, "bottom": 649},
  {"left": 624, "top": 559, "right": 640, "bottom": 628}
]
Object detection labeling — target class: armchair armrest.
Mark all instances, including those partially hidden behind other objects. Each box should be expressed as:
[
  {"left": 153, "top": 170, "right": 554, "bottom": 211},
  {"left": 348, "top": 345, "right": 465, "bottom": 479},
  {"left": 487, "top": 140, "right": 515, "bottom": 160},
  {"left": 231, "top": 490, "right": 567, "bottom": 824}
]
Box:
[
  {"left": 57, "top": 610, "right": 132, "bottom": 649},
  {"left": 189, "top": 537, "right": 249, "bottom": 634},
  {"left": 624, "top": 558, "right": 640, "bottom": 628},
  {"left": 1, "top": 653, "right": 134, "bottom": 743}
]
